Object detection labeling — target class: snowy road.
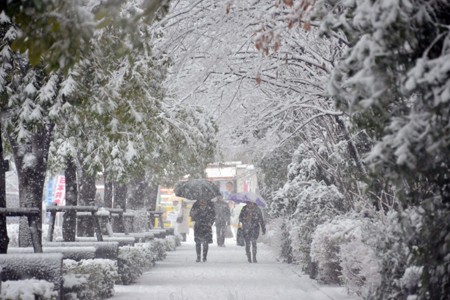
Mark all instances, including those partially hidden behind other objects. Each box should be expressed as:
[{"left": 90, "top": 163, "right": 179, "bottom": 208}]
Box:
[{"left": 111, "top": 238, "right": 360, "bottom": 300}]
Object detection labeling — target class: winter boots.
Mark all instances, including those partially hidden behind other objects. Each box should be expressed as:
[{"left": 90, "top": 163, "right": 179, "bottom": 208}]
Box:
[
  {"left": 196, "top": 243, "right": 201, "bottom": 262},
  {"left": 247, "top": 251, "right": 258, "bottom": 263},
  {"left": 196, "top": 242, "right": 208, "bottom": 262},
  {"left": 246, "top": 241, "right": 258, "bottom": 263},
  {"left": 203, "top": 243, "right": 208, "bottom": 262}
]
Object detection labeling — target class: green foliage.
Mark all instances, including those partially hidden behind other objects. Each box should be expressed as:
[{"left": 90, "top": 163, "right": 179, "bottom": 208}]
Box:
[
  {"left": 1, "top": 0, "right": 169, "bottom": 73},
  {"left": 47, "top": 0, "right": 217, "bottom": 186},
  {"left": 255, "top": 144, "right": 293, "bottom": 203}
]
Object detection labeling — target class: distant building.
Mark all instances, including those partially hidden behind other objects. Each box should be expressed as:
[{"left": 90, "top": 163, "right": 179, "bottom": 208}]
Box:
[{"left": 205, "top": 161, "right": 258, "bottom": 196}]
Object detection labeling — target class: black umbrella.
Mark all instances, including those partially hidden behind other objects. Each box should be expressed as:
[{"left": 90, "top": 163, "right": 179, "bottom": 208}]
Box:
[{"left": 174, "top": 179, "right": 221, "bottom": 201}]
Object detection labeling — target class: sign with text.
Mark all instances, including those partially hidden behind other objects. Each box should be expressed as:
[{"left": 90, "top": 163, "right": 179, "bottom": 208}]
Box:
[{"left": 46, "top": 175, "right": 66, "bottom": 206}]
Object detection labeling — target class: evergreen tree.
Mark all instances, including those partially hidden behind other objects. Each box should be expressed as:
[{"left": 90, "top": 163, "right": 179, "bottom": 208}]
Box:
[{"left": 289, "top": 0, "right": 450, "bottom": 298}]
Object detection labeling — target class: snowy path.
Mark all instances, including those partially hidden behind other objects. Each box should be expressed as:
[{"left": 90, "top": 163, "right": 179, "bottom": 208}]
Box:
[{"left": 111, "top": 238, "right": 360, "bottom": 300}]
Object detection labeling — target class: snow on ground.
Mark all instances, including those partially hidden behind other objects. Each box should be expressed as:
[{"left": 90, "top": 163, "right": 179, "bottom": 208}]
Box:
[{"left": 112, "top": 230, "right": 361, "bottom": 300}]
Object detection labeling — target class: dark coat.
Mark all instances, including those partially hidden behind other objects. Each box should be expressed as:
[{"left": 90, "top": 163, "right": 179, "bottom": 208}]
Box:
[
  {"left": 239, "top": 204, "right": 266, "bottom": 241},
  {"left": 190, "top": 200, "right": 216, "bottom": 244}
]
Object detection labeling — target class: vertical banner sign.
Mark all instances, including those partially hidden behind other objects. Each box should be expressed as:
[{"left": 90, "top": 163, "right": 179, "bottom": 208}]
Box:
[
  {"left": 53, "top": 175, "right": 66, "bottom": 206},
  {"left": 46, "top": 177, "right": 56, "bottom": 205}
]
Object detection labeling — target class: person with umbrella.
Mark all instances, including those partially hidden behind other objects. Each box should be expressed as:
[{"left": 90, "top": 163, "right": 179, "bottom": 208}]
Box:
[
  {"left": 190, "top": 198, "right": 216, "bottom": 262},
  {"left": 174, "top": 179, "right": 221, "bottom": 262},
  {"left": 238, "top": 200, "right": 266, "bottom": 263}
]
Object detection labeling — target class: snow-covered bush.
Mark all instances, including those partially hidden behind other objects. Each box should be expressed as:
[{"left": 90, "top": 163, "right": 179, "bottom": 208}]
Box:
[
  {"left": 0, "top": 279, "right": 57, "bottom": 300},
  {"left": 134, "top": 242, "right": 156, "bottom": 267},
  {"left": 270, "top": 143, "right": 353, "bottom": 272},
  {"left": 263, "top": 217, "right": 293, "bottom": 263},
  {"left": 261, "top": 217, "right": 283, "bottom": 250},
  {"left": 311, "top": 213, "right": 382, "bottom": 295},
  {"left": 63, "top": 258, "right": 118, "bottom": 300},
  {"left": 288, "top": 181, "right": 350, "bottom": 276},
  {"left": 340, "top": 239, "right": 381, "bottom": 296},
  {"left": 150, "top": 239, "right": 168, "bottom": 261},
  {"left": 163, "top": 236, "right": 177, "bottom": 251},
  {"left": 367, "top": 209, "right": 415, "bottom": 299},
  {"left": 400, "top": 266, "right": 423, "bottom": 297},
  {"left": 117, "top": 243, "right": 154, "bottom": 285},
  {"left": 311, "top": 217, "right": 363, "bottom": 284}
]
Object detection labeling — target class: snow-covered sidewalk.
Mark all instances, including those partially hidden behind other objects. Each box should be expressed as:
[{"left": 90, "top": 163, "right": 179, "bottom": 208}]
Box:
[{"left": 111, "top": 238, "right": 361, "bottom": 300}]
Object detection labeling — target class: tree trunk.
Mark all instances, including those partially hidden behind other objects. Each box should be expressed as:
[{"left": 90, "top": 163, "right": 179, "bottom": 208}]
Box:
[
  {"left": 114, "top": 182, "right": 127, "bottom": 210},
  {"left": 77, "top": 171, "right": 96, "bottom": 237},
  {"left": 62, "top": 156, "right": 77, "bottom": 241},
  {"left": 127, "top": 176, "right": 147, "bottom": 210},
  {"left": 103, "top": 172, "right": 113, "bottom": 208},
  {"left": 8, "top": 125, "right": 53, "bottom": 248},
  {"left": 335, "top": 116, "right": 367, "bottom": 176},
  {"left": 146, "top": 183, "right": 159, "bottom": 211},
  {"left": 0, "top": 123, "right": 9, "bottom": 253},
  {"left": 112, "top": 182, "right": 127, "bottom": 233},
  {"left": 79, "top": 173, "right": 96, "bottom": 205}
]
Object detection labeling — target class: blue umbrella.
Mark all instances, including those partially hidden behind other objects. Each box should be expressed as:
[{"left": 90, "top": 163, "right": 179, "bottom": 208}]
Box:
[{"left": 227, "top": 192, "right": 267, "bottom": 207}]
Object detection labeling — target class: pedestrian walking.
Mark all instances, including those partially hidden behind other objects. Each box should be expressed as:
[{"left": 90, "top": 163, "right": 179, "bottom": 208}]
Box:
[
  {"left": 214, "top": 196, "right": 231, "bottom": 247},
  {"left": 238, "top": 202, "right": 266, "bottom": 263},
  {"left": 176, "top": 200, "right": 190, "bottom": 242},
  {"left": 190, "top": 198, "right": 215, "bottom": 262}
]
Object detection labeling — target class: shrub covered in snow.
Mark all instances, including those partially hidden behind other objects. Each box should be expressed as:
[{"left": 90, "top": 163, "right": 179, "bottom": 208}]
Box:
[
  {"left": 150, "top": 239, "right": 168, "bottom": 261},
  {"left": 163, "top": 236, "right": 177, "bottom": 251},
  {"left": 117, "top": 242, "right": 154, "bottom": 285},
  {"left": 0, "top": 253, "right": 64, "bottom": 297},
  {"left": 311, "top": 217, "right": 362, "bottom": 284},
  {"left": 63, "top": 258, "right": 118, "bottom": 300},
  {"left": 0, "top": 279, "right": 57, "bottom": 300},
  {"left": 311, "top": 212, "right": 382, "bottom": 295},
  {"left": 270, "top": 143, "right": 353, "bottom": 275},
  {"left": 134, "top": 242, "right": 156, "bottom": 266},
  {"left": 286, "top": 181, "right": 350, "bottom": 276},
  {"left": 263, "top": 217, "right": 293, "bottom": 263},
  {"left": 367, "top": 209, "right": 414, "bottom": 299}
]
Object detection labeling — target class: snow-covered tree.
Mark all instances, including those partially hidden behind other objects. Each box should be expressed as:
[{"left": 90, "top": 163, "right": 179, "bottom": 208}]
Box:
[
  {"left": 48, "top": 0, "right": 218, "bottom": 214},
  {"left": 0, "top": 12, "right": 70, "bottom": 246},
  {"left": 155, "top": 3, "right": 382, "bottom": 289},
  {"left": 279, "top": 0, "right": 450, "bottom": 298},
  {"left": 155, "top": 0, "right": 368, "bottom": 200},
  {"left": 1, "top": 0, "right": 169, "bottom": 72},
  {"left": 270, "top": 142, "right": 354, "bottom": 275},
  {"left": 0, "top": 0, "right": 214, "bottom": 246}
]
